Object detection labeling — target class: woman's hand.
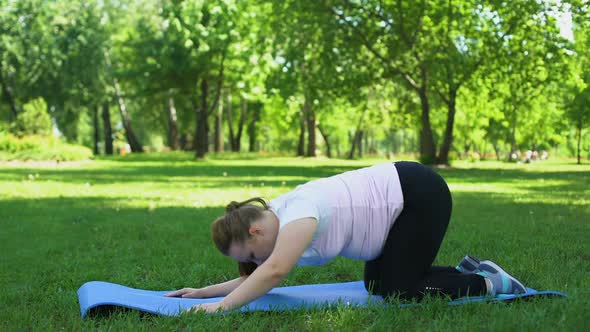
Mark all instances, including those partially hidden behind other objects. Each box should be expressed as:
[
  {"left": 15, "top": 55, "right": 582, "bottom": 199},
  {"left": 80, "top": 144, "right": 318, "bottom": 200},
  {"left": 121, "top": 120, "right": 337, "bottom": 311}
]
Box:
[
  {"left": 186, "top": 302, "right": 224, "bottom": 313},
  {"left": 164, "top": 287, "right": 204, "bottom": 298}
]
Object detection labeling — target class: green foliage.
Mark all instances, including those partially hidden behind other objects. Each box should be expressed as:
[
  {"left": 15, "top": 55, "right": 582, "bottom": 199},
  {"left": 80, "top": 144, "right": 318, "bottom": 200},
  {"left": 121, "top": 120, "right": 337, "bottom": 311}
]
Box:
[
  {"left": 0, "top": 0, "right": 588, "bottom": 162},
  {"left": 0, "top": 133, "right": 92, "bottom": 161},
  {"left": 568, "top": 88, "right": 590, "bottom": 124},
  {"left": 13, "top": 98, "right": 51, "bottom": 136}
]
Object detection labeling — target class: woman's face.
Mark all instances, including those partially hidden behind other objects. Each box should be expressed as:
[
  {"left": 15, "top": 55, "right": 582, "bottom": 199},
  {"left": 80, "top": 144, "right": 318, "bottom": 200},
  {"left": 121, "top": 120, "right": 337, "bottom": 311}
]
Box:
[
  {"left": 228, "top": 212, "right": 278, "bottom": 265},
  {"left": 230, "top": 235, "right": 272, "bottom": 266}
]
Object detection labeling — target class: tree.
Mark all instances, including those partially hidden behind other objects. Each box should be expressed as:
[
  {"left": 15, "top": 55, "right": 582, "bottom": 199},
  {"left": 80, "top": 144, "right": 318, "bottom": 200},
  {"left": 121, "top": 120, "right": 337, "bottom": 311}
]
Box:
[
  {"left": 0, "top": 0, "right": 55, "bottom": 122},
  {"left": 567, "top": 88, "right": 590, "bottom": 164},
  {"left": 566, "top": 0, "right": 590, "bottom": 164},
  {"left": 122, "top": 1, "right": 249, "bottom": 158},
  {"left": 269, "top": 1, "right": 373, "bottom": 157},
  {"left": 486, "top": 3, "right": 570, "bottom": 160},
  {"left": 319, "top": 0, "right": 573, "bottom": 164}
]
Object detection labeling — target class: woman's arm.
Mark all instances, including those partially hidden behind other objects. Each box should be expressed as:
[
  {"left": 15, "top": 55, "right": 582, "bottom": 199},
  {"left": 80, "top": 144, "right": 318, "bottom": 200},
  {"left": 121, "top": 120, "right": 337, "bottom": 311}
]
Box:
[
  {"left": 165, "top": 276, "right": 248, "bottom": 298},
  {"left": 217, "top": 217, "right": 317, "bottom": 311}
]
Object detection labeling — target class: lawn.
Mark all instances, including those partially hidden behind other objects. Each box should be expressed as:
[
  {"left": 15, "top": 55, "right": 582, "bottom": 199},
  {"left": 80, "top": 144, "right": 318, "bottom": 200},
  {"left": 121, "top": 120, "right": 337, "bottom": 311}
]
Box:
[{"left": 1, "top": 153, "right": 589, "bottom": 331}]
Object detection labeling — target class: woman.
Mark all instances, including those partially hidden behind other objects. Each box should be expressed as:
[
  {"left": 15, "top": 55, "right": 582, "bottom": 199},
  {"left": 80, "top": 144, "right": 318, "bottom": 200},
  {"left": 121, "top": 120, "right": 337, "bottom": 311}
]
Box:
[{"left": 165, "top": 161, "right": 527, "bottom": 312}]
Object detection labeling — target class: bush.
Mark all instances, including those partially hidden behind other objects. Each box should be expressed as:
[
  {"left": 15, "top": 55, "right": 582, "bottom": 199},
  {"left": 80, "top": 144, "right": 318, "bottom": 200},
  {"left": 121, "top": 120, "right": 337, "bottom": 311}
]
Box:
[
  {"left": 14, "top": 98, "right": 52, "bottom": 136},
  {"left": 0, "top": 134, "right": 93, "bottom": 161},
  {"left": 0, "top": 122, "right": 8, "bottom": 135}
]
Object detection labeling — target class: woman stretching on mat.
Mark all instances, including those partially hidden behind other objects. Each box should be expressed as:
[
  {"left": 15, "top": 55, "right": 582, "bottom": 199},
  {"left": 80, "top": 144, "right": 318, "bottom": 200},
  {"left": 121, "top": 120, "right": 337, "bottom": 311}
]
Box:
[{"left": 165, "top": 161, "right": 527, "bottom": 312}]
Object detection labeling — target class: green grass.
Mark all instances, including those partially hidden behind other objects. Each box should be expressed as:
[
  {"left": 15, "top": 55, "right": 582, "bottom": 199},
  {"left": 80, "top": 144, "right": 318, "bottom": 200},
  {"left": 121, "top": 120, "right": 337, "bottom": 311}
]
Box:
[{"left": 1, "top": 153, "right": 589, "bottom": 331}]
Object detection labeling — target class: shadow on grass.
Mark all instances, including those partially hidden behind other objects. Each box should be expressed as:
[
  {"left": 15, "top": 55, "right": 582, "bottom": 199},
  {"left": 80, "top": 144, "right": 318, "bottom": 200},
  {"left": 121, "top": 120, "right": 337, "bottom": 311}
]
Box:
[
  {"left": 440, "top": 166, "right": 590, "bottom": 182},
  {"left": 94, "top": 152, "right": 299, "bottom": 163},
  {"left": 1, "top": 161, "right": 589, "bottom": 195},
  {"left": 440, "top": 167, "right": 590, "bottom": 197},
  {"left": 86, "top": 305, "right": 155, "bottom": 319},
  {"left": 0, "top": 164, "right": 362, "bottom": 186}
]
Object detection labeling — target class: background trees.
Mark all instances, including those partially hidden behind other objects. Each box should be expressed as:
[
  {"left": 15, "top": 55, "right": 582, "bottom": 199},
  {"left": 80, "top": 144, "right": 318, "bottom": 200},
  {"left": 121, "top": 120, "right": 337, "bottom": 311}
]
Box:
[
  {"left": 566, "top": 0, "right": 590, "bottom": 164},
  {"left": 1, "top": 0, "right": 588, "bottom": 163}
]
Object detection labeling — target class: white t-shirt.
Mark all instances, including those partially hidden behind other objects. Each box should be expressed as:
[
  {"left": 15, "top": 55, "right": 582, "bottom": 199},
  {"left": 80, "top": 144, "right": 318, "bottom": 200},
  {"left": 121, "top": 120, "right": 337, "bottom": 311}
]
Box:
[{"left": 268, "top": 162, "right": 404, "bottom": 266}]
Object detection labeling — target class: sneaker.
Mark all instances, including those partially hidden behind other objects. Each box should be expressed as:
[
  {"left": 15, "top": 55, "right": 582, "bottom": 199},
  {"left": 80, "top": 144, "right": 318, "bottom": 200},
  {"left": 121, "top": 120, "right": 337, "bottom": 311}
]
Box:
[
  {"left": 455, "top": 255, "right": 481, "bottom": 274},
  {"left": 475, "top": 260, "right": 527, "bottom": 295}
]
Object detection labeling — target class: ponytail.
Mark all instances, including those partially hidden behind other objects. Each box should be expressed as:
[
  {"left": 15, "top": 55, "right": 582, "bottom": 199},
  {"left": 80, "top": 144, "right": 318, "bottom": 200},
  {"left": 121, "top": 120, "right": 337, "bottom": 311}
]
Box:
[
  {"left": 211, "top": 197, "right": 269, "bottom": 276},
  {"left": 225, "top": 197, "right": 268, "bottom": 213}
]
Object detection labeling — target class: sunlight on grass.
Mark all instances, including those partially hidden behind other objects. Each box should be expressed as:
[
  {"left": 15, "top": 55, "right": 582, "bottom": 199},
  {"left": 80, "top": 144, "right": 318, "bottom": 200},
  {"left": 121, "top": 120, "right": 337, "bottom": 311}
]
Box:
[{"left": 0, "top": 155, "right": 588, "bottom": 330}]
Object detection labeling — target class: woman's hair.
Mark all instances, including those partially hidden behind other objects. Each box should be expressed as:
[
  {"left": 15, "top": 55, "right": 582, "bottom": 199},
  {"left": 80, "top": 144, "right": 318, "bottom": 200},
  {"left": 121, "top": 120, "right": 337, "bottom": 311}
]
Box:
[{"left": 211, "top": 197, "right": 269, "bottom": 276}]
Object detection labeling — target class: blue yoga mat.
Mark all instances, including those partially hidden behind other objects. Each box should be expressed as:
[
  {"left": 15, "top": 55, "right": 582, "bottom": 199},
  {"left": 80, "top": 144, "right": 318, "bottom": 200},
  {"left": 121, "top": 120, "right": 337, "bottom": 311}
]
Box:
[{"left": 77, "top": 280, "right": 567, "bottom": 318}]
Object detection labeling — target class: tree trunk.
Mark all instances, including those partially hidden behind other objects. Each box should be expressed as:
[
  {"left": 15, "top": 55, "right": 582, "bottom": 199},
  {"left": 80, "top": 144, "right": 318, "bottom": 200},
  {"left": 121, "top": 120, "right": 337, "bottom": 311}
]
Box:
[
  {"left": 417, "top": 88, "right": 437, "bottom": 164},
  {"left": 369, "top": 130, "right": 377, "bottom": 154},
  {"left": 92, "top": 105, "right": 100, "bottom": 155},
  {"left": 214, "top": 91, "right": 224, "bottom": 152},
  {"left": 509, "top": 107, "right": 518, "bottom": 161},
  {"left": 305, "top": 96, "right": 316, "bottom": 157},
  {"left": 248, "top": 102, "right": 261, "bottom": 153},
  {"left": 208, "top": 51, "right": 226, "bottom": 152},
  {"left": 437, "top": 89, "right": 458, "bottom": 165},
  {"left": 235, "top": 96, "right": 247, "bottom": 152},
  {"left": 179, "top": 133, "right": 190, "bottom": 151},
  {"left": 167, "top": 95, "right": 179, "bottom": 151},
  {"left": 0, "top": 74, "right": 18, "bottom": 122},
  {"left": 224, "top": 92, "right": 246, "bottom": 152},
  {"left": 317, "top": 124, "right": 332, "bottom": 158},
  {"left": 364, "top": 129, "right": 370, "bottom": 155},
  {"left": 225, "top": 89, "right": 235, "bottom": 151},
  {"left": 348, "top": 107, "right": 368, "bottom": 159},
  {"left": 463, "top": 142, "right": 471, "bottom": 159},
  {"left": 348, "top": 131, "right": 359, "bottom": 160},
  {"left": 102, "top": 102, "right": 113, "bottom": 155},
  {"left": 195, "top": 79, "right": 209, "bottom": 159},
  {"left": 577, "top": 121, "right": 582, "bottom": 165},
  {"left": 297, "top": 104, "right": 306, "bottom": 156},
  {"left": 480, "top": 141, "right": 487, "bottom": 161},
  {"left": 112, "top": 77, "right": 143, "bottom": 153},
  {"left": 357, "top": 130, "right": 364, "bottom": 158}
]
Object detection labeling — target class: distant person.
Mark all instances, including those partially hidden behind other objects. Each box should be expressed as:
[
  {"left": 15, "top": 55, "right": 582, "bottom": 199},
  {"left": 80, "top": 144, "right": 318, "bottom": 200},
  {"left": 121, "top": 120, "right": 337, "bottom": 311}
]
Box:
[
  {"left": 166, "top": 162, "right": 527, "bottom": 312},
  {"left": 541, "top": 150, "right": 549, "bottom": 160},
  {"left": 524, "top": 150, "right": 533, "bottom": 163}
]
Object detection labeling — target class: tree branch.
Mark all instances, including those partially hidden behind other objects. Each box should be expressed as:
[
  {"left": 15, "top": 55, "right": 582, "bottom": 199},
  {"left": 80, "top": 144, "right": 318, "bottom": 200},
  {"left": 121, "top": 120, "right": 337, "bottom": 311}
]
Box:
[
  {"left": 207, "top": 44, "right": 228, "bottom": 117},
  {"left": 329, "top": 5, "right": 420, "bottom": 90}
]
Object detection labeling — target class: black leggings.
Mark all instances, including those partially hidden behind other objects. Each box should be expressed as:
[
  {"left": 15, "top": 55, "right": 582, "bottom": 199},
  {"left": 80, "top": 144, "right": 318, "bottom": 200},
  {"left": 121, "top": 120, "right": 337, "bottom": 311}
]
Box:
[{"left": 363, "top": 161, "right": 486, "bottom": 301}]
